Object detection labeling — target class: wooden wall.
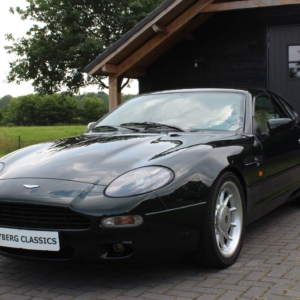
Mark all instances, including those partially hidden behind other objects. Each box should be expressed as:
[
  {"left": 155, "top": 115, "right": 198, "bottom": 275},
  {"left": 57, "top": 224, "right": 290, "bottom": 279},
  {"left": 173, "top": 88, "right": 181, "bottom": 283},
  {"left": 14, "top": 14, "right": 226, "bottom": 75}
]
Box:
[{"left": 139, "top": 5, "right": 300, "bottom": 93}]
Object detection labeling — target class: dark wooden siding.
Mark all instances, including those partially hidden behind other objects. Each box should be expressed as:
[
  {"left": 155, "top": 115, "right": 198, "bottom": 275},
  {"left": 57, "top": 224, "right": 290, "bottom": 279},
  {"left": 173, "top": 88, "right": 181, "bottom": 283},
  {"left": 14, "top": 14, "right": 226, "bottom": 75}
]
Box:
[
  {"left": 269, "top": 25, "right": 300, "bottom": 112},
  {"left": 139, "top": 5, "right": 300, "bottom": 94}
]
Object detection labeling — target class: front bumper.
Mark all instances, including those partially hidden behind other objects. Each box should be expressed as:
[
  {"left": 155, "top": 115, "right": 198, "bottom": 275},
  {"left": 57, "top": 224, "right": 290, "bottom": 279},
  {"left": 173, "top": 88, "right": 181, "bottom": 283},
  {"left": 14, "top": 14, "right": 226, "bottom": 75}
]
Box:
[{"left": 0, "top": 178, "right": 205, "bottom": 262}]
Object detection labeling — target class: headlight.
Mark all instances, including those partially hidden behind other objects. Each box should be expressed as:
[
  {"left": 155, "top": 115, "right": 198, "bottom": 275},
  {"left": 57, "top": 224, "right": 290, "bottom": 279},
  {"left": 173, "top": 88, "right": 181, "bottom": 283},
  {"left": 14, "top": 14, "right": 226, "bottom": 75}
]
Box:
[
  {"left": 105, "top": 166, "right": 174, "bottom": 197},
  {"left": 0, "top": 163, "right": 4, "bottom": 173}
]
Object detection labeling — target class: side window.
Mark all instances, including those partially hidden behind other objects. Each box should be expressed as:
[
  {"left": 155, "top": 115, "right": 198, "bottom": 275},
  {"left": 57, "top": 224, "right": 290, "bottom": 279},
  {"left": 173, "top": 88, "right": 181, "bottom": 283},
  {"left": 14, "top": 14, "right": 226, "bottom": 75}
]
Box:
[
  {"left": 254, "top": 95, "right": 288, "bottom": 133},
  {"left": 271, "top": 93, "right": 298, "bottom": 122}
]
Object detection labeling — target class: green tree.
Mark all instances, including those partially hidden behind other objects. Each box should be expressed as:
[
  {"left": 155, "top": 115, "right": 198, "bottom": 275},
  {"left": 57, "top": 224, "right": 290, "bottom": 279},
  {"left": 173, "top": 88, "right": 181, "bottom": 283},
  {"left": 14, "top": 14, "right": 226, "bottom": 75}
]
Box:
[
  {"left": 2, "top": 94, "right": 80, "bottom": 125},
  {"left": 0, "top": 105, "right": 11, "bottom": 125},
  {"left": 4, "top": 98, "right": 23, "bottom": 125},
  {"left": 0, "top": 109, "right": 4, "bottom": 124},
  {"left": 36, "top": 94, "right": 79, "bottom": 125},
  {"left": 18, "top": 95, "right": 39, "bottom": 125},
  {"left": 0, "top": 95, "right": 12, "bottom": 108},
  {"left": 82, "top": 97, "right": 108, "bottom": 123},
  {"left": 5, "top": 0, "right": 164, "bottom": 95}
]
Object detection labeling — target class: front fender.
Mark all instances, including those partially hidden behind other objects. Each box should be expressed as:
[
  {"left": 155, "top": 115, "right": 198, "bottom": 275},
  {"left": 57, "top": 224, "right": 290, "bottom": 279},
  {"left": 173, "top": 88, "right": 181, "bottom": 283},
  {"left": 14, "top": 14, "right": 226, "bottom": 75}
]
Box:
[{"left": 155, "top": 135, "right": 264, "bottom": 210}]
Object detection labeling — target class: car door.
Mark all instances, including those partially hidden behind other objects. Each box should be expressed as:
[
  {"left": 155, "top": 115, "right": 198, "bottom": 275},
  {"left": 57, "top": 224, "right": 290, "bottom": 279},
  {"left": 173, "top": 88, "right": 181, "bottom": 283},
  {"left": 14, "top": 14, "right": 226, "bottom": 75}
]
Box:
[{"left": 254, "top": 92, "right": 300, "bottom": 206}]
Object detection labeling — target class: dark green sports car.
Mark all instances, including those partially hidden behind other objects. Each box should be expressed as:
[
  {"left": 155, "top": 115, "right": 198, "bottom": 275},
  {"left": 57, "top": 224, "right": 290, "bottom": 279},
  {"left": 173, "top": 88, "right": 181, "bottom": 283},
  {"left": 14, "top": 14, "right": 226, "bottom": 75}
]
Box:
[{"left": 0, "top": 88, "right": 299, "bottom": 268}]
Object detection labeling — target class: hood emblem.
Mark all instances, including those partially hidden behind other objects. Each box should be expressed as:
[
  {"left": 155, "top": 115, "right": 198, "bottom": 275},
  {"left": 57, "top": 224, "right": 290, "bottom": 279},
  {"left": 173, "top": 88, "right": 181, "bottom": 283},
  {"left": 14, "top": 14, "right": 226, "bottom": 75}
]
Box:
[{"left": 23, "top": 185, "right": 40, "bottom": 189}]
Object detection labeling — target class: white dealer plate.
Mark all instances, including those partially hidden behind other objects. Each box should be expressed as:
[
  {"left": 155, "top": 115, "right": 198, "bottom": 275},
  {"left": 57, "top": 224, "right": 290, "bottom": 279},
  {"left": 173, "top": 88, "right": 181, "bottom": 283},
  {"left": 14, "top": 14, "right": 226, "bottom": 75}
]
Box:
[{"left": 0, "top": 227, "right": 60, "bottom": 251}]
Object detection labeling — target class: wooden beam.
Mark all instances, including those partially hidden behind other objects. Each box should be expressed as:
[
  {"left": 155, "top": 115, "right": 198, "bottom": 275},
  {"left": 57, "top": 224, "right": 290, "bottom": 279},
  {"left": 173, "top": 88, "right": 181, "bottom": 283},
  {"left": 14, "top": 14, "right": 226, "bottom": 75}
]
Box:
[
  {"left": 133, "top": 14, "right": 212, "bottom": 69},
  {"left": 202, "top": 0, "right": 300, "bottom": 13},
  {"left": 186, "top": 13, "right": 213, "bottom": 31},
  {"left": 138, "top": 35, "right": 183, "bottom": 69},
  {"left": 101, "top": 64, "right": 117, "bottom": 74},
  {"left": 109, "top": 76, "right": 118, "bottom": 110},
  {"left": 87, "top": 0, "right": 185, "bottom": 76},
  {"left": 109, "top": 0, "right": 214, "bottom": 83},
  {"left": 152, "top": 24, "right": 168, "bottom": 33}
]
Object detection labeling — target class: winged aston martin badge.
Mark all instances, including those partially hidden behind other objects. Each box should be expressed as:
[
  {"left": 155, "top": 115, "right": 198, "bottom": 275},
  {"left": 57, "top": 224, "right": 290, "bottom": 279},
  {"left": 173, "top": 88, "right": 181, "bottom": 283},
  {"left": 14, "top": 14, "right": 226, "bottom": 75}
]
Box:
[{"left": 23, "top": 185, "right": 40, "bottom": 189}]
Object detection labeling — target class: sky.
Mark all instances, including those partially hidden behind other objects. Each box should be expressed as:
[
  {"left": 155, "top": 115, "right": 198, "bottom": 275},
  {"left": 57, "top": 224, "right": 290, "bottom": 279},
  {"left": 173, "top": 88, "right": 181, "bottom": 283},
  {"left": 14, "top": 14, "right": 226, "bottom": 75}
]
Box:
[{"left": 0, "top": 0, "right": 138, "bottom": 99}]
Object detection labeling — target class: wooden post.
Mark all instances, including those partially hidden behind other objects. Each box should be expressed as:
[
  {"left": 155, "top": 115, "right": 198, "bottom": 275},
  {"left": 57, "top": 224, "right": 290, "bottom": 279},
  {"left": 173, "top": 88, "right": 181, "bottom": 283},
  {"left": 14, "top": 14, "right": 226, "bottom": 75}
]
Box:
[
  {"left": 109, "top": 75, "right": 124, "bottom": 111},
  {"left": 109, "top": 75, "right": 118, "bottom": 111}
]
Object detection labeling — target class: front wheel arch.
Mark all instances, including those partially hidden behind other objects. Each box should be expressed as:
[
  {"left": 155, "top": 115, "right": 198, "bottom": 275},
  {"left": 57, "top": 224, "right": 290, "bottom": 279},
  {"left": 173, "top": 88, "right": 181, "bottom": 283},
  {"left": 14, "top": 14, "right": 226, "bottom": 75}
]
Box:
[
  {"left": 222, "top": 166, "right": 248, "bottom": 208},
  {"left": 192, "top": 171, "right": 246, "bottom": 268}
]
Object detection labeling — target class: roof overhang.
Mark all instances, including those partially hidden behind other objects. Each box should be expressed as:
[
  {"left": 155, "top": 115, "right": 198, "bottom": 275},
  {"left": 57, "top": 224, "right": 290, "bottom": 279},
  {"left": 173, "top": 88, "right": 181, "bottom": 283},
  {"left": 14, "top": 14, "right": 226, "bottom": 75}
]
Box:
[{"left": 84, "top": 0, "right": 300, "bottom": 80}]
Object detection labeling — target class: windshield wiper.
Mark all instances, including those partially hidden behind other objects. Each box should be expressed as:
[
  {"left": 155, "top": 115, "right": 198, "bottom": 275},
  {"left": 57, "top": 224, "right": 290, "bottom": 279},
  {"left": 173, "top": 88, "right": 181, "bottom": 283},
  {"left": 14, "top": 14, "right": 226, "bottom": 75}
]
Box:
[
  {"left": 120, "top": 122, "right": 184, "bottom": 132},
  {"left": 91, "top": 126, "right": 118, "bottom": 132},
  {"left": 91, "top": 125, "right": 139, "bottom": 133}
]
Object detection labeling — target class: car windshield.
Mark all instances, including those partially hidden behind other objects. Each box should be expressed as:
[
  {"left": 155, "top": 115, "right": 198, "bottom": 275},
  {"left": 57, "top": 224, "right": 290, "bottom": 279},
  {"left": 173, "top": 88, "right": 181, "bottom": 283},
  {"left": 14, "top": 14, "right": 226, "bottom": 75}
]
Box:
[{"left": 96, "top": 91, "right": 245, "bottom": 132}]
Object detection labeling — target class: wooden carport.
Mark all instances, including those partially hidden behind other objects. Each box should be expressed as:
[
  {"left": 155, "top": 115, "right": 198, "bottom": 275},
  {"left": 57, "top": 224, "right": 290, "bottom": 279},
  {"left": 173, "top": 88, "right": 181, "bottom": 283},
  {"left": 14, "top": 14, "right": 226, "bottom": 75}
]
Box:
[{"left": 84, "top": 0, "right": 300, "bottom": 111}]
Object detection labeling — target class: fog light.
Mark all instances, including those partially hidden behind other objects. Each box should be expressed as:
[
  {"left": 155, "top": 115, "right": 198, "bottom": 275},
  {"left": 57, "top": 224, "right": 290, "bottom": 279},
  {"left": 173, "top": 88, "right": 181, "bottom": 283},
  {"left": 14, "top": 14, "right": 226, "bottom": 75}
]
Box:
[
  {"left": 101, "top": 215, "right": 143, "bottom": 228},
  {"left": 113, "top": 243, "right": 125, "bottom": 253}
]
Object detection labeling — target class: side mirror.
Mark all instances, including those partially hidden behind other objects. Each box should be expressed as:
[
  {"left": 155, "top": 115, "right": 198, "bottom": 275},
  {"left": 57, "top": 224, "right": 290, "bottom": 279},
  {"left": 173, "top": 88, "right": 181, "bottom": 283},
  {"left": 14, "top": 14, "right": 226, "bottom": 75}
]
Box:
[
  {"left": 267, "top": 118, "right": 294, "bottom": 135},
  {"left": 87, "top": 122, "right": 96, "bottom": 129}
]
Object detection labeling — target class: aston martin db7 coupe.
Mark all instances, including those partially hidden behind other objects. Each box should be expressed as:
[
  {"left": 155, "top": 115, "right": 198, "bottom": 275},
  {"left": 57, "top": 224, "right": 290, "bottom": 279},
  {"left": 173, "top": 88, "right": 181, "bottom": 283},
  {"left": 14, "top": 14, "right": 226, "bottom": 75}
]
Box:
[{"left": 0, "top": 88, "right": 299, "bottom": 268}]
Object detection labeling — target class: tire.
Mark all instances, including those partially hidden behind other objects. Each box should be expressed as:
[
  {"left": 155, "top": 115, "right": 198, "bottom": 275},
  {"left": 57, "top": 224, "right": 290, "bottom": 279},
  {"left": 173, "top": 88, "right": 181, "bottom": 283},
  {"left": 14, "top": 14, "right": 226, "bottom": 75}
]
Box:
[{"left": 193, "top": 172, "right": 246, "bottom": 268}]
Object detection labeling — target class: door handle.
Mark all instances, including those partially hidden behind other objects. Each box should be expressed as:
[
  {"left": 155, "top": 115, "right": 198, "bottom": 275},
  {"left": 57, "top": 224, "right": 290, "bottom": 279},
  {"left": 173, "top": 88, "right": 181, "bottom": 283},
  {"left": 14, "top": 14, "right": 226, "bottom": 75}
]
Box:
[{"left": 244, "top": 157, "right": 260, "bottom": 167}]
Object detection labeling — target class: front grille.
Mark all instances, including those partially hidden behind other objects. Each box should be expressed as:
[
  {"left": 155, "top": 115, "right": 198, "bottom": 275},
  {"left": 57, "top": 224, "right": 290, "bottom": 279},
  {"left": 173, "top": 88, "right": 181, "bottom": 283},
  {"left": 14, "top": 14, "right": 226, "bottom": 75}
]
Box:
[{"left": 0, "top": 202, "right": 91, "bottom": 230}]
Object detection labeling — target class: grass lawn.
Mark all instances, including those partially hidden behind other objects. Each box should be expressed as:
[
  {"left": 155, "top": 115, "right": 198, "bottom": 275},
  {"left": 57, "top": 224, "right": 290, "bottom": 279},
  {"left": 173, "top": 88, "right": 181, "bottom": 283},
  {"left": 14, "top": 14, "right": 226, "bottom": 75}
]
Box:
[{"left": 0, "top": 125, "right": 87, "bottom": 157}]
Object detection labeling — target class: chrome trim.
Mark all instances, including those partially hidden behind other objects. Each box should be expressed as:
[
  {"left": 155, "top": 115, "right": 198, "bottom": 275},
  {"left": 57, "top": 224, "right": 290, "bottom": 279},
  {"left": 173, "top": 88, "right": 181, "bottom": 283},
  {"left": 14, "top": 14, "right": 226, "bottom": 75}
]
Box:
[
  {"left": 244, "top": 162, "right": 260, "bottom": 167},
  {"left": 146, "top": 202, "right": 206, "bottom": 216},
  {"left": 23, "top": 185, "right": 40, "bottom": 189},
  {"left": 244, "top": 157, "right": 260, "bottom": 167}
]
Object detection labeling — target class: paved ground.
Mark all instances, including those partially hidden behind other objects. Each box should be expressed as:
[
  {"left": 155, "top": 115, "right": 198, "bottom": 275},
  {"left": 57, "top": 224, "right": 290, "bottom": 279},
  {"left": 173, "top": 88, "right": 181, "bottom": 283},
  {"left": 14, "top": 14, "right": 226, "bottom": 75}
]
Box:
[{"left": 0, "top": 201, "right": 299, "bottom": 300}]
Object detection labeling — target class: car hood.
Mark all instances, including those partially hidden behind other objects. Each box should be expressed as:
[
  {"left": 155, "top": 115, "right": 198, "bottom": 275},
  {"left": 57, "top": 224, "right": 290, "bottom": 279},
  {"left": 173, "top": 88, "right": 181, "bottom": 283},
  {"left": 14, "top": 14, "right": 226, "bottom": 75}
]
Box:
[{"left": 0, "top": 132, "right": 236, "bottom": 185}]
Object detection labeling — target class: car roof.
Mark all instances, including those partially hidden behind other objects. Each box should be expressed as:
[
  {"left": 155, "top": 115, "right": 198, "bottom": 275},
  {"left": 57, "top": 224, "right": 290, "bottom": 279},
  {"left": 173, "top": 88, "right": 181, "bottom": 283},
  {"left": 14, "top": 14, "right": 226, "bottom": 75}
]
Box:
[{"left": 147, "top": 88, "right": 268, "bottom": 97}]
